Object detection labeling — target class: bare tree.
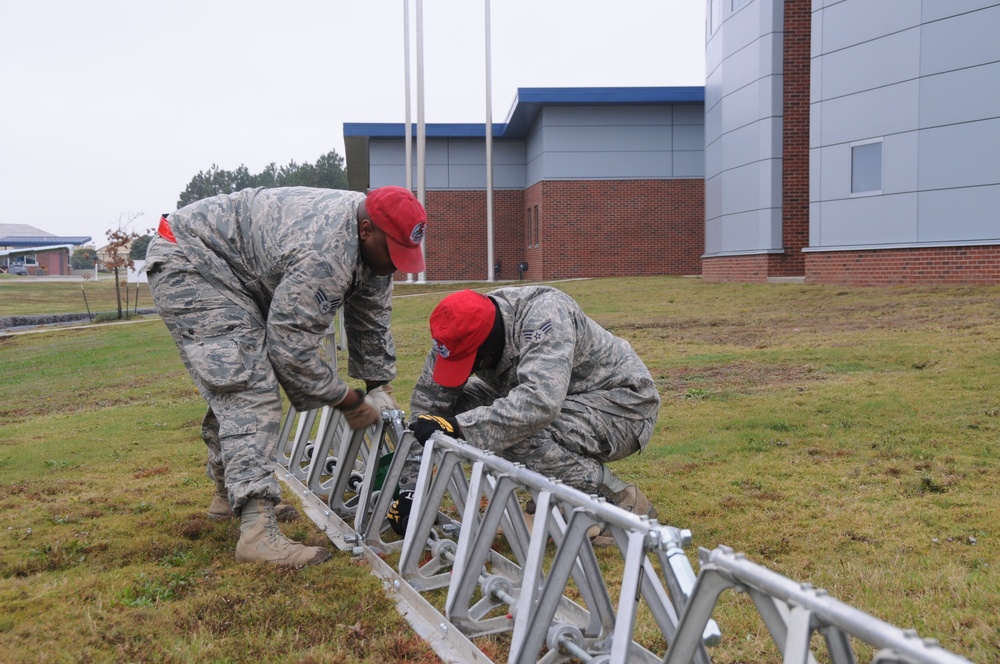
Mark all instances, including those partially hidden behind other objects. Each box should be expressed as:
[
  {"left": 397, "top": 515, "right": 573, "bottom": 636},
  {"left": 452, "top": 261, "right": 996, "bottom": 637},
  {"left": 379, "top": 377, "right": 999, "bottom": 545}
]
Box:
[{"left": 101, "top": 213, "right": 142, "bottom": 320}]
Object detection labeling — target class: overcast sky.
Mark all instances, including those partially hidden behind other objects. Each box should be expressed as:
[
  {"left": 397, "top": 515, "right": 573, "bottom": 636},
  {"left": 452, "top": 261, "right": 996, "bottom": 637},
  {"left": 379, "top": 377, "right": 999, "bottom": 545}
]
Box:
[{"left": 0, "top": 1, "right": 705, "bottom": 248}]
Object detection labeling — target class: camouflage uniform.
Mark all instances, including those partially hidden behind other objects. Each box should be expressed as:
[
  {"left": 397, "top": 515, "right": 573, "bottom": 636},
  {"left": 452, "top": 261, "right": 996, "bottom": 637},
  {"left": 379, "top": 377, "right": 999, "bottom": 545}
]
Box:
[
  {"left": 146, "top": 187, "right": 396, "bottom": 511},
  {"left": 410, "top": 285, "right": 660, "bottom": 494}
]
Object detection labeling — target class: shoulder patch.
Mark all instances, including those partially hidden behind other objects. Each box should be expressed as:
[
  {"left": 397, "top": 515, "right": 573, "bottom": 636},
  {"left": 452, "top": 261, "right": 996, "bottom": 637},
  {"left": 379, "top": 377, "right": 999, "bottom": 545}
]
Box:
[
  {"left": 521, "top": 319, "right": 553, "bottom": 343},
  {"left": 314, "top": 288, "right": 341, "bottom": 315}
]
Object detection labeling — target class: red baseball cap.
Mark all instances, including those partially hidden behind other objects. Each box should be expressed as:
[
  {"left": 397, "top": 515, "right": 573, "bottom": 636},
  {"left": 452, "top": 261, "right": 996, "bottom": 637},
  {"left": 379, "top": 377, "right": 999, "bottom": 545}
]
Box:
[
  {"left": 366, "top": 186, "right": 427, "bottom": 273},
  {"left": 429, "top": 290, "right": 496, "bottom": 387}
]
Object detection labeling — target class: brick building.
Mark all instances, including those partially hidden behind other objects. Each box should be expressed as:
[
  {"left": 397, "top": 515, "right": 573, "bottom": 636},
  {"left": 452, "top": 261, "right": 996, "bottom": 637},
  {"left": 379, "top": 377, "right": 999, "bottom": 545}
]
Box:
[
  {"left": 0, "top": 223, "right": 91, "bottom": 276},
  {"left": 344, "top": 87, "right": 705, "bottom": 282},
  {"left": 705, "top": 0, "right": 1000, "bottom": 285},
  {"left": 345, "top": 1, "right": 1000, "bottom": 286}
]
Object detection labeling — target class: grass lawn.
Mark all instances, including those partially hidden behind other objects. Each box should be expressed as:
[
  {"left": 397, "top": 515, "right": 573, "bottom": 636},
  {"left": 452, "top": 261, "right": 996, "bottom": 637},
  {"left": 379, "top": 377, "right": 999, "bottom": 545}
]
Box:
[
  {"left": 1, "top": 276, "right": 997, "bottom": 661},
  {"left": 0, "top": 274, "right": 153, "bottom": 318}
]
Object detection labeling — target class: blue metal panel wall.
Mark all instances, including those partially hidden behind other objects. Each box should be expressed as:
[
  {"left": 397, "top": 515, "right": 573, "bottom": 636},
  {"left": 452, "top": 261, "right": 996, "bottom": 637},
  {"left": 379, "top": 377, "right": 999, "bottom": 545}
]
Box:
[{"left": 810, "top": 0, "right": 1000, "bottom": 250}]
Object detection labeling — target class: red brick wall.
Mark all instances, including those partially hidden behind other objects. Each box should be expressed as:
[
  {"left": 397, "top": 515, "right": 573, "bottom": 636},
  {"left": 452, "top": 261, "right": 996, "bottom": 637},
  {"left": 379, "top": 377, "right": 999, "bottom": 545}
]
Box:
[
  {"left": 416, "top": 189, "right": 524, "bottom": 282},
  {"left": 419, "top": 180, "right": 703, "bottom": 281},
  {"left": 39, "top": 251, "right": 70, "bottom": 275},
  {"left": 779, "top": 0, "right": 811, "bottom": 276},
  {"left": 806, "top": 246, "right": 1000, "bottom": 286},
  {"left": 702, "top": 254, "right": 772, "bottom": 283},
  {"left": 533, "top": 180, "right": 703, "bottom": 280},
  {"left": 523, "top": 184, "right": 543, "bottom": 281}
]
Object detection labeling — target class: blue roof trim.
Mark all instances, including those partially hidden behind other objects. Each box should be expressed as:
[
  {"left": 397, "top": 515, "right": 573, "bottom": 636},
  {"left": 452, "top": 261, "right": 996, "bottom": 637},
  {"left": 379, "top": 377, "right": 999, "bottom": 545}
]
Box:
[
  {"left": 0, "top": 236, "right": 91, "bottom": 246},
  {"left": 511, "top": 86, "right": 704, "bottom": 105},
  {"left": 345, "top": 86, "right": 705, "bottom": 141},
  {"left": 344, "top": 123, "right": 505, "bottom": 139},
  {"left": 504, "top": 86, "right": 704, "bottom": 137}
]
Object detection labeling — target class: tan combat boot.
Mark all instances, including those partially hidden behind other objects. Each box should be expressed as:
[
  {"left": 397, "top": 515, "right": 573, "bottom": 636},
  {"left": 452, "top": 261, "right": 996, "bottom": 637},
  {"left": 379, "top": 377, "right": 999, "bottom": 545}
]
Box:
[
  {"left": 235, "top": 498, "right": 331, "bottom": 567},
  {"left": 207, "top": 491, "right": 235, "bottom": 521},
  {"left": 590, "top": 484, "right": 659, "bottom": 547},
  {"left": 208, "top": 491, "right": 298, "bottom": 522}
]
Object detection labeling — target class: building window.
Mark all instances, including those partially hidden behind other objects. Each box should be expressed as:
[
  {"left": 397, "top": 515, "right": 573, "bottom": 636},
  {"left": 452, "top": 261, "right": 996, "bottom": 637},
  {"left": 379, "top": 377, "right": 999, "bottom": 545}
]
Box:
[
  {"left": 851, "top": 139, "right": 883, "bottom": 194},
  {"left": 532, "top": 206, "right": 540, "bottom": 246}
]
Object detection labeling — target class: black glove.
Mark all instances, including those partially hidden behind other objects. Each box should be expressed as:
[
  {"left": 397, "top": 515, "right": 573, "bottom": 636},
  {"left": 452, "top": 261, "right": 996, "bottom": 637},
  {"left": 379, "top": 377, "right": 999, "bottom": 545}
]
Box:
[
  {"left": 410, "top": 414, "right": 460, "bottom": 444},
  {"left": 386, "top": 489, "right": 414, "bottom": 536}
]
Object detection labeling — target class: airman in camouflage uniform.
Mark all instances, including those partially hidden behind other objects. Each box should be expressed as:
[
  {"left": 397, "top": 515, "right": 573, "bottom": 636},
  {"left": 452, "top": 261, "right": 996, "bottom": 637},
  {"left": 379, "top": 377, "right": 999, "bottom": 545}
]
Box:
[
  {"left": 399, "top": 286, "right": 660, "bottom": 541},
  {"left": 146, "top": 185, "right": 426, "bottom": 566}
]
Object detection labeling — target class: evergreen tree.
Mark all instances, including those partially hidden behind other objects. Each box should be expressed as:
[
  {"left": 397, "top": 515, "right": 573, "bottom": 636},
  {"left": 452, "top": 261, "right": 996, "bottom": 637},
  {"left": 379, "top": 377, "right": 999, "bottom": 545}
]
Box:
[{"left": 176, "top": 149, "right": 348, "bottom": 207}]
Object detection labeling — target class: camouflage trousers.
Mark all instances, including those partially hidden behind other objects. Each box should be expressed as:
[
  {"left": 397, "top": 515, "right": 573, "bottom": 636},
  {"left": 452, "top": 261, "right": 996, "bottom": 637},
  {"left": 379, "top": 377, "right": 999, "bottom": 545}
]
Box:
[
  {"left": 146, "top": 236, "right": 284, "bottom": 511},
  {"left": 404, "top": 378, "right": 653, "bottom": 495}
]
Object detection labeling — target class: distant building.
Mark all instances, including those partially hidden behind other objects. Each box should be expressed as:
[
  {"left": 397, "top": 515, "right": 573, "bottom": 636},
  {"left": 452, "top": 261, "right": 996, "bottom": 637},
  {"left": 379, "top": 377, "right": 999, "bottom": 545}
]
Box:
[
  {"left": 344, "top": 0, "right": 1000, "bottom": 286},
  {"left": 345, "top": 87, "right": 705, "bottom": 282},
  {"left": 0, "top": 223, "right": 91, "bottom": 276},
  {"left": 705, "top": 0, "right": 1000, "bottom": 285},
  {"left": 96, "top": 239, "right": 134, "bottom": 270}
]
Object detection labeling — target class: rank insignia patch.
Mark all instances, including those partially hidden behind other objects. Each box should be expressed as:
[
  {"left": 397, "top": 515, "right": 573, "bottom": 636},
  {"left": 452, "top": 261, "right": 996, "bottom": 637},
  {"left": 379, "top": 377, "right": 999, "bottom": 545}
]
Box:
[
  {"left": 522, "top": 319, "right": 553, "bottom": 343},
  {"left": 314, "top": 288, "right": 341, "bottom": 315}
]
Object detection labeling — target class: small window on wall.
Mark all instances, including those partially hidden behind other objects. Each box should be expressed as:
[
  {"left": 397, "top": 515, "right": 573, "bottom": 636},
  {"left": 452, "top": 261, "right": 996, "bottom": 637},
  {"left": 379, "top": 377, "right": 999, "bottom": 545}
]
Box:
[
  {"left": 851, "top": 139, "right": 883, "bottom": 195},
  {"left": 526, "top": 206, "right": 540, "bottom": 247}
]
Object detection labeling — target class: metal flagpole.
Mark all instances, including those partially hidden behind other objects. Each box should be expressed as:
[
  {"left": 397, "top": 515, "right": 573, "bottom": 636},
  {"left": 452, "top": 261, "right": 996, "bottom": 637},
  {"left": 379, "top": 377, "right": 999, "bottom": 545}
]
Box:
[
  {"left": 485, "top": 0, "right": 495, "bottom": 282},
  {"left": 403, "top": 0, "right": 415, "bottom": 283},
  {"left": 415, "top": 0, "right": 427, "bottom": 283}
]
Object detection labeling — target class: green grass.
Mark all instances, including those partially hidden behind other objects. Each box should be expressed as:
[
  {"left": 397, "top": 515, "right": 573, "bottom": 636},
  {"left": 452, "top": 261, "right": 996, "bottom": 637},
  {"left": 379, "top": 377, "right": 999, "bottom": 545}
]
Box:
[
  {"left": 0, "top": 275, "right": 153, "bottom": 318},
  {"left": 2, "top": 276, "right": 999, "bottom": 661}
]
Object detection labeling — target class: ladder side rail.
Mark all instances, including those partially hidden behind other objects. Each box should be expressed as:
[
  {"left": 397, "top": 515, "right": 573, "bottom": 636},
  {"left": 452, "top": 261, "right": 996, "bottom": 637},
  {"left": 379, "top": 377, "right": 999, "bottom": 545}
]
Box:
[
  {"left": 445, "top": 468, "right": 523, "bottom": 636},
  {"left": 351, "top": 419, "right": 392, "bottom": 535},
  {"left": 698, "top": 546, "right": 973, "bottom": 664},
  {"left": 325, "top": 424, "right": 371, "bottom": 517},
  {"left": 398, "top": 444, "right": 468, "bottom": 590},
  {"left": 360, "top": 415, "right": 422, "bottom": 552},
  {"left": 285, "top": 408, "right": 318, "bottom": 481},
  {"left": 304, "top": 406, "right": 343, "bottom": 494},
  {"left": 277, "top": 404, "right": 299, "bottom": 463}
]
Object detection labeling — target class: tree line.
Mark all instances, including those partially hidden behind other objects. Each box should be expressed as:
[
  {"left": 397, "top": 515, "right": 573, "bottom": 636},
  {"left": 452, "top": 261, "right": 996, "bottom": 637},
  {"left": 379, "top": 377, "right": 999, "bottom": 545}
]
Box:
[
  {"left": 72, "top": 149, "right": 349, "bottom": 270},
  {"left": 176, "top": 148, "right": 349, "bottom": 207}
]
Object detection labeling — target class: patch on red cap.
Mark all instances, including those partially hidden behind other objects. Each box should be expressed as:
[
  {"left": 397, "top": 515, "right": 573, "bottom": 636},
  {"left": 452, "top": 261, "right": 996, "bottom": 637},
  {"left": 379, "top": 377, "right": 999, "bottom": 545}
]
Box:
[
  {"left": 429, "top": 290, "right": 496, "bottom": 387},
  {"left": 366, "top": 186, "right": 427, "bottom": 273}
]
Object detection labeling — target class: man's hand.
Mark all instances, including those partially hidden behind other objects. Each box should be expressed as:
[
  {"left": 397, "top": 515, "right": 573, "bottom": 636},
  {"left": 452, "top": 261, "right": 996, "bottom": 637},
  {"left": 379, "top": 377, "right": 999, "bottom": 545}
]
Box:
[
  {"left": 409, "top": 414, "right": 461, "bottom": 443},
  {"left": 338, "top": 389, "right": 380, "bottom": 430},
  {"left": 386, "top": 489, "right": 414, "bottom": 536},
  {"left": 366, "top": 383, "right": 402, "bottom": 412}
]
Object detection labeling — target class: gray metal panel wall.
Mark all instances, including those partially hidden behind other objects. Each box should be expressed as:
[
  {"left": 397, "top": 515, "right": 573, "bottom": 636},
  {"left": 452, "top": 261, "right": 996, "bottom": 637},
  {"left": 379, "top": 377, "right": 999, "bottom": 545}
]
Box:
[
  {"left": 810, "top": 0, "right": 1000, "bottom": 250},
  {"left": 367, "top": 102, "right": 704, "bottom": 191},
  {"left": 368, "top": 139, "right": 526, "bottom": 190},
  {"left": 523, "top": 105, "right": 704, "bottom": 187},
  {"left": 703, "top": 0, "right": 785, "bottom": 257}
]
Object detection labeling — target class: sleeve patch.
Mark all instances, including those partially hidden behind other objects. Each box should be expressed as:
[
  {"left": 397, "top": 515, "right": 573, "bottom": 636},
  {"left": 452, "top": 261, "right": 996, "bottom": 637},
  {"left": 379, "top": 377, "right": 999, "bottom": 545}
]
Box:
[
  {"left": 314, "top": 288, "right": 341, "bottom": 315},
  {"left": 521, "top": 319, "right": 553, "bottom": 343}
]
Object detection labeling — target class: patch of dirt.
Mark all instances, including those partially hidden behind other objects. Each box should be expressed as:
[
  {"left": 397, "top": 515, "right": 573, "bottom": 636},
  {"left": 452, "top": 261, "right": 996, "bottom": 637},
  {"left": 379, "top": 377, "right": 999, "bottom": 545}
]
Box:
[{"left": 657, "top": 361, "right": 825, "bottom": 397}]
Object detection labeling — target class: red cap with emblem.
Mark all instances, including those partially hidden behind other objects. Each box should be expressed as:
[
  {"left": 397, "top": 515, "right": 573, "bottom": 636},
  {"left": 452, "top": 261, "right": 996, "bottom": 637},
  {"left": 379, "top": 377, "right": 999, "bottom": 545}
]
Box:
[
  {"left": 429, "top": 290, "right": 495, "bottom": 387},
  {"left": 366, "top": 186, "right": 427, "bottom": 273}
]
